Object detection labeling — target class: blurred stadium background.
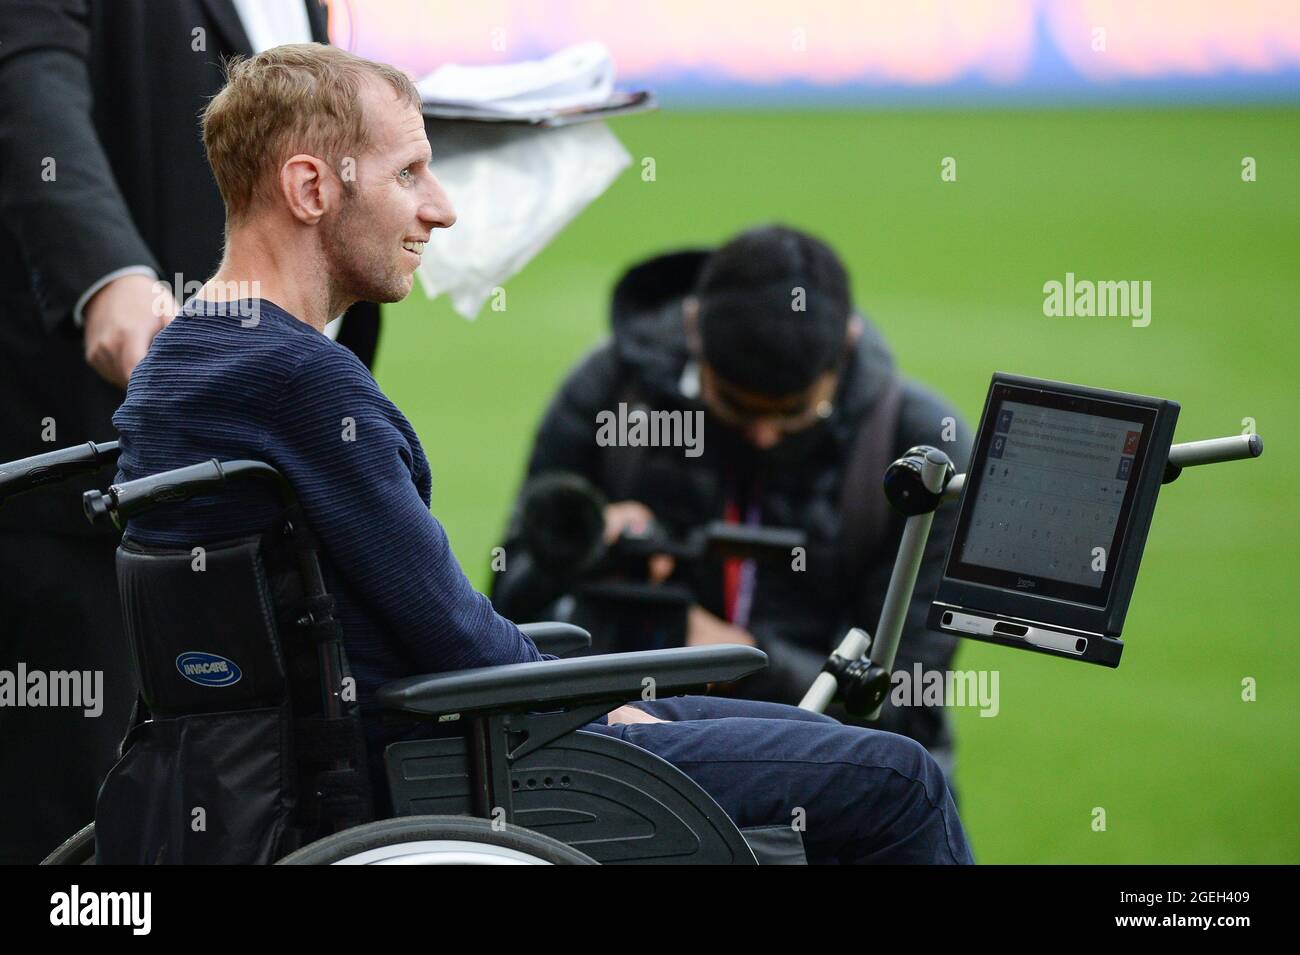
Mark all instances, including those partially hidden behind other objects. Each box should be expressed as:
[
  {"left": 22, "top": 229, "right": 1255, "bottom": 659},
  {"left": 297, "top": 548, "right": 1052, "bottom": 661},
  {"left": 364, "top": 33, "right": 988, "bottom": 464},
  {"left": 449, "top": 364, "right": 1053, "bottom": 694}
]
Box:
[{"left": 336, "top": 1, "right": 1297, "bottom": 862}]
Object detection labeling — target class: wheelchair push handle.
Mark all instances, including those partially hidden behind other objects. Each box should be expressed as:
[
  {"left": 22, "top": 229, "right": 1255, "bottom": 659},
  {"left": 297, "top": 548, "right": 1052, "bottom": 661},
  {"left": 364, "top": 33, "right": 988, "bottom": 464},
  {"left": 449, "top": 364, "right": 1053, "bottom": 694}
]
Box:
[
  {"left": 84, "top": 458, "right": 295, "bottom": 528},
  {"left": 0, "top": 440, "right": 120, "bottom": 503}
]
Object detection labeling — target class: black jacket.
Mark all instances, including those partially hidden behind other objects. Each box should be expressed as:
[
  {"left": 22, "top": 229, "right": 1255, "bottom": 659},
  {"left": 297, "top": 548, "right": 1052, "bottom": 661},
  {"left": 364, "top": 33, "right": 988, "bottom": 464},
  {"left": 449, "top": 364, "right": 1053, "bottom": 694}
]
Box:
[
  {"left": 0, "top": 0, "right": 379, "bottom": 535},
  {"left": 493, "top": 250, "right": 972, "bottom": 753}
]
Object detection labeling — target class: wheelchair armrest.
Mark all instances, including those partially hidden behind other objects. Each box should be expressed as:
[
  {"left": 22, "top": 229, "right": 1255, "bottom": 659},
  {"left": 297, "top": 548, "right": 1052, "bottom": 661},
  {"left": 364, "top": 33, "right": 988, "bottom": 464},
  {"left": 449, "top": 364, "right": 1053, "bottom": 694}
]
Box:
[
  {"left": 516, "top": 622, "right": 591, "bottom": 658},
  {"left": 377, "top": 645, "right": 767, "bottom": 718}
]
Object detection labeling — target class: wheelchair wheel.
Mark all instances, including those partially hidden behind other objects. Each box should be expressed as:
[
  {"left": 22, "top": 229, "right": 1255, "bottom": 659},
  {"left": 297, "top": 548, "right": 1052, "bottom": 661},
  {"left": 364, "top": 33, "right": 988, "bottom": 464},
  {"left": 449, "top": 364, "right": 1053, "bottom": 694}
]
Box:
[
  {"left": 40, "top": 822, "right": 96, "bottom": 865},
  {"left": 277, "top": 815, "right": 597, "bottom": 865}
]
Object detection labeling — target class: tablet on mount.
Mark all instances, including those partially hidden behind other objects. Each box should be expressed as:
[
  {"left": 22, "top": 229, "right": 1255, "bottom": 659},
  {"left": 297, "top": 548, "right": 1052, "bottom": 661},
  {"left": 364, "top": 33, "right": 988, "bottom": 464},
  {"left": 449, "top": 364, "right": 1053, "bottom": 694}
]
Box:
[
  {"left": 801, "top": 370, "right": 1260, "bottom": 717},
  {"left": 927, "top": 373, "right": 1180, "bottom": 667}
]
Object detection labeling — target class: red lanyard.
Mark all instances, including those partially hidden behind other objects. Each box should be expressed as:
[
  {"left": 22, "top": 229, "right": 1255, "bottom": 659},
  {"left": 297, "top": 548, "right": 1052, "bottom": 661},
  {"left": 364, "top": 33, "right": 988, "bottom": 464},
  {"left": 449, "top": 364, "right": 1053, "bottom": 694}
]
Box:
[{"left": 722, "top": 483, "right": 760, "bottom": 630}]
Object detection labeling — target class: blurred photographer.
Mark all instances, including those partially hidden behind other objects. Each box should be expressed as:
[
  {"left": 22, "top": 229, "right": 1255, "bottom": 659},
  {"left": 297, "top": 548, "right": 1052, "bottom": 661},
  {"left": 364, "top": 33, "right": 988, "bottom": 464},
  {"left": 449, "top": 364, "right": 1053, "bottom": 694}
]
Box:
[{"left": 493, "top": 225, "right": 971, "bottom": 768}]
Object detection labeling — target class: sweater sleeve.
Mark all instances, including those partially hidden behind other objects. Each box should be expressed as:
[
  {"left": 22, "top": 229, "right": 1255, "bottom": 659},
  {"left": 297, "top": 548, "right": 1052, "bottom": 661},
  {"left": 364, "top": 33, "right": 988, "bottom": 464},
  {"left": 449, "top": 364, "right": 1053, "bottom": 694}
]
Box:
[{"left": 273, "top": 342, "right": 547, "bottom": 674}]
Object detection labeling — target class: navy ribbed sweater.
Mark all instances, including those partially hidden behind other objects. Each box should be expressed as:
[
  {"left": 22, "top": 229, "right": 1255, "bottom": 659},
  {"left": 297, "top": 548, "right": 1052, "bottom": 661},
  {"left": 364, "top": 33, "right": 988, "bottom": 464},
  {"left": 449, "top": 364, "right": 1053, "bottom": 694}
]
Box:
[{"left": 113, "top": 299, "right": 546, "bottom": 746}]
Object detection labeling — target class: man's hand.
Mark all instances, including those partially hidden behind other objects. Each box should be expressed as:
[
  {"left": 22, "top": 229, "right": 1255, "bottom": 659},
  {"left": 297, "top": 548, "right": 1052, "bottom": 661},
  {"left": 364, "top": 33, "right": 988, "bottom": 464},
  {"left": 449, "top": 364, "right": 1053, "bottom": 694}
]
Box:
[
  {"left": 686, "top": 604, "right": 756, "bottom": 647},
  {"left": 83, "top": 273, "right": 176, "bottom": 388},
  {"left": 603, "top": 500, "right": 675, "bottom": 584},
  {"left": 606, "top": 704, "right": 667, "bottom": 725}
]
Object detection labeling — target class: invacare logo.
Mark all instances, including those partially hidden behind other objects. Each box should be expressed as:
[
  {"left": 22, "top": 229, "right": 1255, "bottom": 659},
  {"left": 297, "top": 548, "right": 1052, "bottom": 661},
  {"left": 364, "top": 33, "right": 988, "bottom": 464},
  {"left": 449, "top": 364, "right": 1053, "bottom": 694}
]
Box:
[
  {"left": 50, "top": 885, "right": 151, "bottom": 935},
  {"left": 175, "top": 651, "right": 242, "bottom": 687}
]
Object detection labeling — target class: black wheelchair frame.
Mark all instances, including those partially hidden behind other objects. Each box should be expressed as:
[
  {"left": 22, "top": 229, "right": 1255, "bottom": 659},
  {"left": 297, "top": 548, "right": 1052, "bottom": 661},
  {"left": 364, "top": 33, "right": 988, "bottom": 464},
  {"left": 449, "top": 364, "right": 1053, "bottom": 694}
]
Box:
[{"left": 4, "top": 442, "right": 797, "bottom": 865}]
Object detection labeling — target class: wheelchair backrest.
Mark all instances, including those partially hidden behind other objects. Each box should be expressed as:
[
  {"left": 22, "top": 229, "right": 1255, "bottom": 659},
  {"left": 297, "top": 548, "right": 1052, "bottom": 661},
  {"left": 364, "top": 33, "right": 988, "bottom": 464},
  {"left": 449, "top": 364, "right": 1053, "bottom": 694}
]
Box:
[
  {"left": 95, "top": 469, "right": 374, "bottom": 861},
  {"left": 117, "top": 535, "right": 288, "bottom": 717}
]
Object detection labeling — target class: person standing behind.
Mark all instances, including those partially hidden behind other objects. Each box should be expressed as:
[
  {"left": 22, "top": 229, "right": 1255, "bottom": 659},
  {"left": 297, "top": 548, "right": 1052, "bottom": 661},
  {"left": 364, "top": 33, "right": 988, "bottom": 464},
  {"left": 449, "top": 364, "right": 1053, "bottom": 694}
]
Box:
[{"left": 0, "top": 0, "right": 378, "bottom": 864}]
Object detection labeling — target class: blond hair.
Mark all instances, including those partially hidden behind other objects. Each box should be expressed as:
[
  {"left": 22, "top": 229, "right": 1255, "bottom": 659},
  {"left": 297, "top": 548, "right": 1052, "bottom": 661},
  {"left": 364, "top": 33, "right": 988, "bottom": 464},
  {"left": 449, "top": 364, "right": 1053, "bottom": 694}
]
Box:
[{"left": 201, "top": 43, "right": 420, "bottom": 223}]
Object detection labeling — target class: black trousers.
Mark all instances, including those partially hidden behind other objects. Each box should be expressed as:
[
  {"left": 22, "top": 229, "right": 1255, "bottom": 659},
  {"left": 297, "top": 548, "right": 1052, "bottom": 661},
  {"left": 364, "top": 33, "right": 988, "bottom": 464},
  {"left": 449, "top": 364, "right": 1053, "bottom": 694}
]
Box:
[{"left": 0, "top": 532, "right": 135, "bottom": 864}]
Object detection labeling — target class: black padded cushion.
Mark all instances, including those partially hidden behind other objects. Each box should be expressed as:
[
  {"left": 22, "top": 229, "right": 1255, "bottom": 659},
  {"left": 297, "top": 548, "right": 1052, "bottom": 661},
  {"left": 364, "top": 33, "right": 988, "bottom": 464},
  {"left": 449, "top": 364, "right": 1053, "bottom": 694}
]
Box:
[{"left": 117, "top": 536, "right": 287, "bottom": 716}]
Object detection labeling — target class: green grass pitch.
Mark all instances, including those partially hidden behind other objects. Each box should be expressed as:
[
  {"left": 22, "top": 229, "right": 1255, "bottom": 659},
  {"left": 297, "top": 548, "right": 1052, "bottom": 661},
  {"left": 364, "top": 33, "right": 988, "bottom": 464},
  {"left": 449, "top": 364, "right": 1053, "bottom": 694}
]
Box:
[{"left": 375, "top": 107, "right": 1299, "bottom": 863}]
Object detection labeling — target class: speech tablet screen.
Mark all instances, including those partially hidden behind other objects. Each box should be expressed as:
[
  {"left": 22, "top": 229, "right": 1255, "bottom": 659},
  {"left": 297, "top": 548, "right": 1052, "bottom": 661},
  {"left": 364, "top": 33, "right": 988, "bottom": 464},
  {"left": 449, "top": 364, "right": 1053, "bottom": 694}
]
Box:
[
  {"left": 960, "top": 400, "right": 1144, "bottom": 589},
  {"left": 929, "top": 374, "right": 1180, "bottom": 667}
]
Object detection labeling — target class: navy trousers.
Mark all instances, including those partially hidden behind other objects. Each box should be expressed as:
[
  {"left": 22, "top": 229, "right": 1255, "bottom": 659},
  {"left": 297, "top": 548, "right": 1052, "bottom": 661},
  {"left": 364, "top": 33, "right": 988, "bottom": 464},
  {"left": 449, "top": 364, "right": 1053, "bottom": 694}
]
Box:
[{"left": 584, "top": 696, "right": 974, "bottom": 865}]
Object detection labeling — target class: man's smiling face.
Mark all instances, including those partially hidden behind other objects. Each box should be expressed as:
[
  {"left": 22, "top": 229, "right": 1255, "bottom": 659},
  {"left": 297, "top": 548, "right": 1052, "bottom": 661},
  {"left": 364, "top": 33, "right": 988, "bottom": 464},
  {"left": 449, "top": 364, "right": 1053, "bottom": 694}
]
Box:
[{"left": 323, "top": 77, "right": 456, "bottom": 305}]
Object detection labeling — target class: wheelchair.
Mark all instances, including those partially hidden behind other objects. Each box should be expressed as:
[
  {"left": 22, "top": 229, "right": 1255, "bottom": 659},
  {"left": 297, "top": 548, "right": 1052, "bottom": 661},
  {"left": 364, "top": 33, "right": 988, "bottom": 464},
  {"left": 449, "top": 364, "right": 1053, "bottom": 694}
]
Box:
[
  {"left": 2, "top": 442, "right": 799, "bottom": 865},
  {"left": 11, "top": 376, "right": 1257, "bottom": 865}
]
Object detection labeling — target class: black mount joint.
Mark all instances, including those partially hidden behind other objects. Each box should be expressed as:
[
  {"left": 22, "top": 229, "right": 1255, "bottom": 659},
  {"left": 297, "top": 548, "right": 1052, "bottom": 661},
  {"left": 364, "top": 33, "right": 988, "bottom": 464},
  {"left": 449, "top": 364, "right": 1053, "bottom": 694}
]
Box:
[
  {"left": 883, "top": 445, "right": 955, "bottom": 516},
  {"left": 824, "top": 653, "right": 892, "bottom": 718}
]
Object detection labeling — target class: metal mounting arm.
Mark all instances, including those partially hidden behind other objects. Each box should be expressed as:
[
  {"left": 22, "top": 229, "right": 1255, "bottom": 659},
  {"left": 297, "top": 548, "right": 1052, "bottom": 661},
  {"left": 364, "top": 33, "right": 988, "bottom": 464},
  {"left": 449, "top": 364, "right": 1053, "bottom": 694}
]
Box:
[{"left": 800, "top": 434, "right": 1264, "bottom": 717}]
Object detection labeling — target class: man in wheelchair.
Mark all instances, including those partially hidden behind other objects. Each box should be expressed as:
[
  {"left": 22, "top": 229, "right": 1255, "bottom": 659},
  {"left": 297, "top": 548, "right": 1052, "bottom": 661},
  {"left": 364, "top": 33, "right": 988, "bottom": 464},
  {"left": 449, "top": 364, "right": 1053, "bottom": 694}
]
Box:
[{"left": 98, "top": 43, "right": 972, "bottom": 864}]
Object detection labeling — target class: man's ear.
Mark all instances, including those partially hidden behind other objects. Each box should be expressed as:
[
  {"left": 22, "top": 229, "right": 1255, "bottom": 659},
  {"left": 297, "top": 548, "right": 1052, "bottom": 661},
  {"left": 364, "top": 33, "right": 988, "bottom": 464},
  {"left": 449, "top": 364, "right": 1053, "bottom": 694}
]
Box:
[
  {"left": 279, "top": 154, "right": 334, "bottom": 225},
  {"left": 682, "top": 295, "right": 701, "bottom": 352}
]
